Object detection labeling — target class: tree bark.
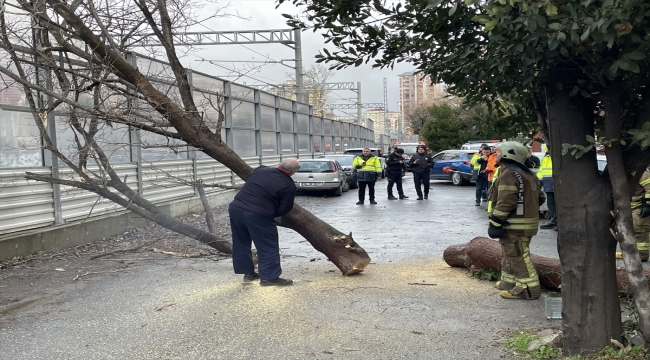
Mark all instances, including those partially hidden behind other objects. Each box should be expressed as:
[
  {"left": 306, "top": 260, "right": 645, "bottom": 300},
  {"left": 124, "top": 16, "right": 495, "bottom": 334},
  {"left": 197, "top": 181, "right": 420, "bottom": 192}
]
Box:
[
  {"left": 601, "top": 83, "right": 650, "bottom": 345},
  {"left": 276, "top": 206, "right": 370, "bottom": 275},
  {"left": 443, "top": 237, "right": 561, "bottom": 290},
  {"left": 443, "top": 237, "right": 650, "bottom": 293},
  {"left": 546, "top": 82, "right": 622, "bottom": 353}
]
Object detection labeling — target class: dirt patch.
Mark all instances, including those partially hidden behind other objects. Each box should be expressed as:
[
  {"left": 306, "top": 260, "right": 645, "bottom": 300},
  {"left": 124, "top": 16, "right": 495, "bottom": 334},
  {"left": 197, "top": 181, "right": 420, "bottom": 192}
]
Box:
[{"left": 0, "top": 205, "right": 232, "bottom": 314}]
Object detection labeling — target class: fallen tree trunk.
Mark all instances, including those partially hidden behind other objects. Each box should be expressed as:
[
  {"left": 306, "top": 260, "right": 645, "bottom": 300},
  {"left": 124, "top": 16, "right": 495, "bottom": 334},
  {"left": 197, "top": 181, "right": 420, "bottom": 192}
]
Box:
[
  {"left": 276, "top": 205, "right": 370, "bottom": 275},
  {"left": 443, "top": 237, "right": 648, "bottom": 293}
]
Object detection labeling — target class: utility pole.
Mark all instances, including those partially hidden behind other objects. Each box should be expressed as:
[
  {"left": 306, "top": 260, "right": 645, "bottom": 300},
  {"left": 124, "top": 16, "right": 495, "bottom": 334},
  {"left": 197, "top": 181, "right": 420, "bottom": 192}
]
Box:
[
  {"left": 383, "top": 78, "right": 388, "bottom": 134},
  {"left": 357, "top": 81, "right": 362, "bottom": 126},
  {"left": 293, "top": 29, "right": 305, "bottom": 103}
]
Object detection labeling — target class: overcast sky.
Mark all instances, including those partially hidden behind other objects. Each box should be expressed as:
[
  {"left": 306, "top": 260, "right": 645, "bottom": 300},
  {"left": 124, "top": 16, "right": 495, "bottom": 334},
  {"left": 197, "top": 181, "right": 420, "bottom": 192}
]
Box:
[{"left": 180, "top": 0, "right": 414, "bottom": 116}]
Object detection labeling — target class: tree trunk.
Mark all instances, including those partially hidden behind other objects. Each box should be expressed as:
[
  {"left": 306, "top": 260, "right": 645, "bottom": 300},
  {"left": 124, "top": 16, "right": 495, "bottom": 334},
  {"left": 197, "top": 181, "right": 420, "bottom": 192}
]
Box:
[
  {"left": 277, "top": 205, "right": 370, "bottom": 275},
  {"left": 546, "top": 82, "right": 622, "bottom": 353},
  {"left": 601, "top": 83, "right": 650, "bottom": 345},
  {"left": 443, "top": 237, "right": 650, "bottom": 293},
  {"left": 443, "top": 237, "right": 561, "bottom": 290}
]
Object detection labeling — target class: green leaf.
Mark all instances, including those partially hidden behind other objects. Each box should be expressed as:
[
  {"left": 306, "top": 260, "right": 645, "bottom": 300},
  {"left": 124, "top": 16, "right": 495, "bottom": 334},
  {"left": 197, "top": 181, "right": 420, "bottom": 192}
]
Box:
[
  {"left": 609, "top": 61, "right": 620, "bottom": 74},
  {"left": 472, "top": 15, "right": 491, "bottom": 24},
  {"left": 426, "top": 0, "right": 444, "bottom": 9},
  {"left": 576, "top": 150, "right": 585, "bottom": 159},
  {"left": 557, "top": 32, "right": 566, "bottom": 41},
  {"left": 485, "top": 19, "right": 499, "bottom": 32},
  {"left": 555, "top": 82, "right": 563, "bottom": 90},
  {"left": 548, "top": 23, "right": 562, "bottom": 31},
  {"left": 626, "top": 51, "right": 646, "bottom": 60},
  {"left": 620, "top": 140, "right": 626, "bottom": 146},
  {"left": 546, "top": 4, "right": 558, "bottom": 15},
  {"left": 562, "top": 147, "right": 568, "bottom": 155},
  {"left": 536, "top": 16, "right": 547, "bottom": 29},
  {"left": 580, "top": 29, "right": 590, "bottom": 41},
  {"left": 449, "top": 2, "right": 458, "bottom": 16},
  {"left": 586, "top": 135, "right": 595, "bottom": 143}
]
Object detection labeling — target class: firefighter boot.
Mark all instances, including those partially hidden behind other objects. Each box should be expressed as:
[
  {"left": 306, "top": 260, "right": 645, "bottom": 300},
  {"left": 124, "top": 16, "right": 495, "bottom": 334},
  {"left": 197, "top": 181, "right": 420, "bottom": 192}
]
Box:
[
  {"left": 495, "top": 281, "right": 515, "bottom": 291},
  {"left": 500, "top": 286, "right": 541, "bottom": 300}
]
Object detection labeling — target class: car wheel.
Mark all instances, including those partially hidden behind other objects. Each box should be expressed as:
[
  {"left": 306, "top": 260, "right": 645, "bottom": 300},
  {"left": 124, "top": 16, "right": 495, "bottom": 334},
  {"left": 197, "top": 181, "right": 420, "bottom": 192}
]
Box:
[
  {"left": 451, "top": 171, "right": 463, "bottom": 186},
  {"left": 351, "top": 178, "right": 359, "bottom": 189},
  {"left": 342, "top": 181, "right": 350, "bottom": 192},
  {"left": 332, "top": 183, "right": 343, "bottom": 196}
]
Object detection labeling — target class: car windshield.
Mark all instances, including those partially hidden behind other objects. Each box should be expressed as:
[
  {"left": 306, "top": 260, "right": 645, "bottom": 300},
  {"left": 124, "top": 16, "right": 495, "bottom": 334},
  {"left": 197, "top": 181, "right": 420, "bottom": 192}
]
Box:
[
  {"left": 399, "top": 145, "right": 420, "bottom": 155},
  {"left": 322, "top": 156, "right": 353, "bottom": 166},
  {"left": 298, "top": 161, "right": 336, "bottom": 173}
]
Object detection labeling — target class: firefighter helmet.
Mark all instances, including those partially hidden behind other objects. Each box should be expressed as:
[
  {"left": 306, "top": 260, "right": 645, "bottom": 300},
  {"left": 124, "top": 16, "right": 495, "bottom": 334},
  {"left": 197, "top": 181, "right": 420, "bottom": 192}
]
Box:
[{"left": 497, "top": 141, "right": 528, "bottom": 165}]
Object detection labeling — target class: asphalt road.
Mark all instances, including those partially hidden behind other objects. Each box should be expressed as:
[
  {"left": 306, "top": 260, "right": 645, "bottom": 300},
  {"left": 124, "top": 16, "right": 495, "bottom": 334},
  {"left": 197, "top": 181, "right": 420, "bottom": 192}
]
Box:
[{"left": 0, "top": 175, "right": 563, "bottom": 360}]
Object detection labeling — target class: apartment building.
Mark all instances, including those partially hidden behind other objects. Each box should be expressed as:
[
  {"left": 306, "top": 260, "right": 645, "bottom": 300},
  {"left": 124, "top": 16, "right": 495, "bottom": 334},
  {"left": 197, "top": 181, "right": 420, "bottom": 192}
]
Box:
[{"left": 398, "top": 72, "right": 445, "bottom": 131}]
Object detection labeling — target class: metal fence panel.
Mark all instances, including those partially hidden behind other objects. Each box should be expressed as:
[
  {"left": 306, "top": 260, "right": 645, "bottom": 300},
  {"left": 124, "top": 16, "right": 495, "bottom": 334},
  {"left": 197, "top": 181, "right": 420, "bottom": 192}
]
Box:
[{"left": 0, "top": 168, "right": 55, "bottom": 233}]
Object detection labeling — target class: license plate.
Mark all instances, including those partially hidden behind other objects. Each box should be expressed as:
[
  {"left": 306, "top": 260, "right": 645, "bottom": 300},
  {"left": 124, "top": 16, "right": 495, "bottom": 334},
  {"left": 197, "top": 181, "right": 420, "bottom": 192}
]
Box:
[{"left": 300, "top": 182, "right": 322, "bottom": 187}]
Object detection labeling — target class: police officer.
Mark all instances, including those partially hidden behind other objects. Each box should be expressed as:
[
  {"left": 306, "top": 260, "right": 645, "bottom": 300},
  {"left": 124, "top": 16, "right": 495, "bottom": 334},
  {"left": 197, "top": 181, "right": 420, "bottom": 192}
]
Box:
[
  {"left": 409, "top": 145, "right": 433, "bottom": 200},
  {"left": 487, "top": 141, "right": 546, "bottom": 300},
  {"left": 385, "top": 147, "right": 409, "bottom": 200}
]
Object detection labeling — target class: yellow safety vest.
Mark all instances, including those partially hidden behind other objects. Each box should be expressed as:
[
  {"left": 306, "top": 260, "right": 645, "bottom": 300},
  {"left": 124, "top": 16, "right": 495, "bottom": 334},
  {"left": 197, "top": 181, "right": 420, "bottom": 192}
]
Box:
[
  {"left": 470, "top": 153, "right": 481, "bottom": 170},
  {"left": 537, "top": 155, "right": 552, "bottom": 180}
]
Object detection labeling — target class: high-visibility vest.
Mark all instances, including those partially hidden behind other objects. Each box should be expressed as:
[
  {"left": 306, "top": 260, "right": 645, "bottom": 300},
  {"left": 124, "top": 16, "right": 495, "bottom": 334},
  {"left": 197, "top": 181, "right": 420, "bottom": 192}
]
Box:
[
  {"left": 486, "top": 154, "right": 498, "bottom": 181},
  {"left": 470, "top": 153, "right": 481, "bottom": 170},
  {"left": 537, "top": 154, "right": 552, "bottom": 180}
]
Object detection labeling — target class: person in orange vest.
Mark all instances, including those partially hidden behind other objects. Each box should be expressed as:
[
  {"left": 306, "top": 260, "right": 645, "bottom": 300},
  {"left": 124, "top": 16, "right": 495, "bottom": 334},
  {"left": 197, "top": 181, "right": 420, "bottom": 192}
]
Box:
[{"left": 481, "top": 146, "right": 499, "bottom": 191}]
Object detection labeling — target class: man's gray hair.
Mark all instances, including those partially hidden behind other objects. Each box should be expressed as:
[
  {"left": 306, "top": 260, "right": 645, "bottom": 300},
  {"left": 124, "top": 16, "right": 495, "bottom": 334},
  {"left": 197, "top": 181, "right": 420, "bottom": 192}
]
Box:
[{"left": 278, "top": 158, "right": 301, "bottom": 173}]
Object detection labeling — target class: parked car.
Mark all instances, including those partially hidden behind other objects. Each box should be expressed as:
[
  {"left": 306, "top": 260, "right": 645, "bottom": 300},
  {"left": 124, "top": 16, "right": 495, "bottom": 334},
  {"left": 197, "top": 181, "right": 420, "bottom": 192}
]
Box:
[
  {"left": 461, "top": 140, "right": 502, "bottom": 151},
  {"left": 430, "top": 149, "right": 476, "bottom": 186},
  {"left": 318, "top": 154, "right": 358, "bottom": 189},
  {"left": 292, "top": 159, "right": 348, "bottom": 196},
  {"left": 343, "top": 148, "right": 387, "bottom": 178}
]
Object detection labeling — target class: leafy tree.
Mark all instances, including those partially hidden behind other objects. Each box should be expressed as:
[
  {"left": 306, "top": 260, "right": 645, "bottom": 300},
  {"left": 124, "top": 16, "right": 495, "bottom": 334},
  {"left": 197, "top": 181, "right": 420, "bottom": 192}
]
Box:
[
  {"left": 420, "top": 103, "right": 471, "bottom": 152},
  {"left": 278, "top": 0, "right": 650, "bottom": 353}
]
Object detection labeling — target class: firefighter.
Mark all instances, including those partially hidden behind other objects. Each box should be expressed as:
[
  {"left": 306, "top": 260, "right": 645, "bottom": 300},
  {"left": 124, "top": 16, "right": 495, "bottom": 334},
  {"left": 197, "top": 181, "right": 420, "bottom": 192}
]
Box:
[
  {"left": 616, "top": 166, "right": 650, "bottom": 261},
  {"left": 487, "top": 141, "right": 546, "bottom": 300}
]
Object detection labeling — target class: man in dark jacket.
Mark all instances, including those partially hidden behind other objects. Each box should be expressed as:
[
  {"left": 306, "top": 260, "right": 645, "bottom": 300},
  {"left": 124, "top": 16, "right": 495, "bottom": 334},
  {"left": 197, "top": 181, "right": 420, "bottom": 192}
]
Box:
[
  {"left": 408, "top": 145, "right": 433, "bottom": 200},
  {"left": 386, "top": 148, "right": 409, "bottom": 200},
  {"left": 228, "top": 159, "right": 300, "bottom": 286}
]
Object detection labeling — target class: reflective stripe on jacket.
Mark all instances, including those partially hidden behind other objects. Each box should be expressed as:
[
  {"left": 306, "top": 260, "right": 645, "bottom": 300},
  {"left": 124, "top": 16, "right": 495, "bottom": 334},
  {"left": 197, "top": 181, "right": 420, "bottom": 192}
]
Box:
[
  {"left": 631, "top": 169, "right": 650, "bottom": 209},
  {"left": 488, "top": 162, "right": 546, "bottom": 237},
  {"left": 537, "top": 154, "right": 552, "bottom": 180}
]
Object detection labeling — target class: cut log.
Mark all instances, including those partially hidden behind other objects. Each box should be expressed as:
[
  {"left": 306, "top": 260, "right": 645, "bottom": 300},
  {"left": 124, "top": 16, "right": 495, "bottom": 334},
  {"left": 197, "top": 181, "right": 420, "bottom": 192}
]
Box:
[
  {"left": 443, "top": 237, "right": 648, "bottom": 293},
  {"left": 276, "top": 205, "right": 370, "bottom": 275}
]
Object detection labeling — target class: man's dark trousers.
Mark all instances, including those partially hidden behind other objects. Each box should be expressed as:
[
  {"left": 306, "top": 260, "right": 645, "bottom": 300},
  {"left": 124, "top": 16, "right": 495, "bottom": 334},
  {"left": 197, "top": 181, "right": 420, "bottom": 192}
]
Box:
[
  {"left": 229, "top": 204, "right": 281, "bottom": 280},
  {"left": 475, "top": 175, "right": 488, "bottom": 201},
  {"left": 358, "top": 181, "right": 375, "bottom": 201},
  {"left": 413, "top": 172, "right": 430, "bottom": 198},
  {"left": 387, "top": 172, "right": 403, "bottom": 197}
]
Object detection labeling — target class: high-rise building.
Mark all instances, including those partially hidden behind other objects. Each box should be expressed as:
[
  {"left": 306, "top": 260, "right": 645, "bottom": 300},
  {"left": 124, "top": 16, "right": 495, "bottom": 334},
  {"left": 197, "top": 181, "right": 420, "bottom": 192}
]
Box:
[
  {"left": 398, "top": 72, "right": 445, "bottom": 131},
  {"left": 366, "top": 109, "right": 400, "bottom": 143}
]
